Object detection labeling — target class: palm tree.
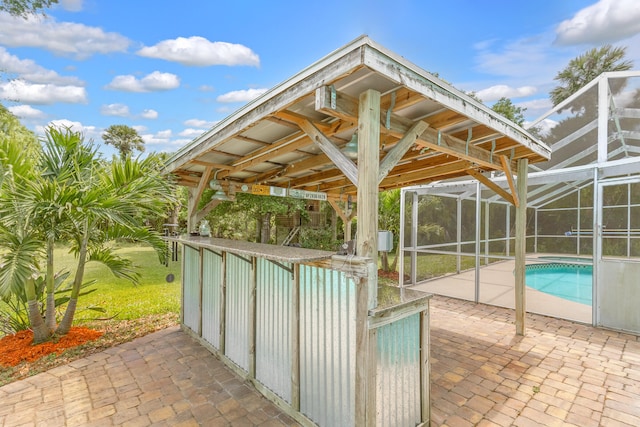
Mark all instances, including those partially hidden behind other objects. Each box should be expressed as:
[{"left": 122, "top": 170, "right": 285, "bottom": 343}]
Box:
[
  {"left": 102, "top": 124, "right": 145, "bottom": 159},
  {"left": 55, "top": 147, "right": 175, "bottom": 334},
  {"left": 0, "top": 125, "right": 50, "bottom": 342},
  {"left": 550, "top": 45, "right": 633, "bottom": 107},
  {"left": 1, "top": 126, "right": 176, "bottom": 340}
]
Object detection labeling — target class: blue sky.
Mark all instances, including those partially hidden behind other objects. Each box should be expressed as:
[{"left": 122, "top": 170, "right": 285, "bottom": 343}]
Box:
[{"left": 2, "top": 0, "right": 640, "bottom": 157}]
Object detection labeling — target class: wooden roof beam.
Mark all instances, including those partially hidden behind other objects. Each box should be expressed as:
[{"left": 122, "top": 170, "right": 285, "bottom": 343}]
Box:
[
  {"left": 220, "top": 132, "right": 311, "bottom": 178},
  {"left": 296, "top": 118, "right": 358, "bottom": 186},
  {"left": 187, "top": 165, "right": 213, "bottom": 220},
  {"left": 500, "top": 155, "right": 519, "bottom": 207},
  {"left": 378, "top": 121, "right": 430, "bottom": 183},
  {"left": 315, "top": 85, "right": 505, "bottom": 171},
  {"left": 466, "top": 169, "right": 516, "bottom": 206}
]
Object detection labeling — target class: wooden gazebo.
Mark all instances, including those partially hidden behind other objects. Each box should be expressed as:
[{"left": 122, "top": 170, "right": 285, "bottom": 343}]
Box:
[{"left": 165, "top": 36, "right": 550, "bottom": 426}]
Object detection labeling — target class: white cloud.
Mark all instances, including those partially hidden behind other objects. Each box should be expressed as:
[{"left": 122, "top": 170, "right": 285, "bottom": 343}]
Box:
[
  {"left": 137, "top": 36, "right": 260, "bottom": 67},
  {"left": 0, "top": 47, "right": 84, "bottom": 85},
  {"left": 141, "top": 129, "right": 173, "bottom": 145},
  {"left": 524, "top": 118, "right": 558, "bottom": 136},
  {"left": 36, "top": 119, "right": 100, "bottom": 141},
  {"left": 519, "top": 98, "right": 554, "bottom": 112},
  {"left": 59, "top": 0, "right": 83, "bottom": 12},
  {"left": 184, "top": 118, "right": 216, "bottom": 128},
  {"left": 518, "top": 98, "right": 555, "bottom": 121},
  {"left": 105, "top": 71, "right": 180, "bottom": 92},
  {"left": 199, "top": 84, "right": 215, "bottom": 92},
  {"left": 216, "top": 88, "right": 268, "bottom": 103},
  {"left": 100, "top": 103, "right": 130, "bottom": 117},
  {"left": 133, "top": 125, "right": 147, "bottom": 133},
  {"left": 0, "top": 80, "right": 87, "bottom": 104},
  {"left": 474, "top": 36, "right": 554, "bottom": 80},
  {"left": 167, "top": 138, "right": 192, "bottom": 147},
  {"left": 179, "top": 128, "right": 205, "bottom": 138},
  {"left": 555, "top": 0, "right": 640, "bottom": 45},
  {"left": 477, "top": 85, "right": 537, "bottom": 102},
  {"left": 141, "top": 109, "right": 158, "bottom": 119},
  {"left": 8, "top": 104, "right": 46, "bottom": 119},
  {"left": 0, "top": 14, "right": 129, "bottom": 59}
]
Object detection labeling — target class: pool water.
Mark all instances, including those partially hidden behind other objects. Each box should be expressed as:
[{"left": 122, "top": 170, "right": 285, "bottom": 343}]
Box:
[{"left": 525, "top": 264, "right": 592, "bottom": 305}]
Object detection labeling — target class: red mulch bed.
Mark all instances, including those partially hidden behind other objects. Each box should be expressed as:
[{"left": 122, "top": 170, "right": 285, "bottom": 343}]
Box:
[
  {"left": 378, "top": 269, "right": 400, "bottom": 281},
  {"left": 0, "top": 327, "right": 103, "bottom": 367}
]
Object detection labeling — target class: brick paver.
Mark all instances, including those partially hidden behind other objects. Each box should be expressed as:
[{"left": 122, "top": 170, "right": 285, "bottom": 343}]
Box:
[
  {"left": 0, "top": 326, "right": 298, "bottom": 426},
  {"left": 430, "top": 296, "right": 640, "bottom": 427},
  {"left": 1, "top": 295, "right": 639, "bottom": 426}
]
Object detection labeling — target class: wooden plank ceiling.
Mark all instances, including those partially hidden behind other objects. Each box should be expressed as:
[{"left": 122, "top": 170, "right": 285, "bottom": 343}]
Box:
[{"left": 165, "top": 36, "right": 551, "bottom": 202}]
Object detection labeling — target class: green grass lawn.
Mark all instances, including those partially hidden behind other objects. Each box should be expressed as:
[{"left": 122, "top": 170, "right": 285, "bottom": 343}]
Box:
[
  {"left": 379, "top": 252, "right": 505, "bottom": 285},
  {"left": 0, "top": 243, "right": 181, "bottom": 330},
  {"left": 54, "top": 244, "right": 182, "bottom": 322},
  {"left": 0, "top": 243, "right": 182, "bottom": 385}
]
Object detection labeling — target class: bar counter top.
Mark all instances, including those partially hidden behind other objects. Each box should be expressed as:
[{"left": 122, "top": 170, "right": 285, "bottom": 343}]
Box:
[{"left": 170, "top": 235, "right": 336, "bottom": 263}]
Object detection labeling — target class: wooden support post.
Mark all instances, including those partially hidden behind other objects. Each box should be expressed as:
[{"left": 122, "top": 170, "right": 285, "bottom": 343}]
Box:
[
  {"left": 515, "top": 158, "right": 528, "bottom": 336},
  {"left": 328, "top": 198, "right": 355, "bottom": 242},
  {"left": 188, "top": 166, "right": 213, "bottom": 231},
  {"left": 356, "top": 88, "right": 380, "bottom": 308},
  {"left": 355, "top": 88, "right": 380, "bottom": 427}
]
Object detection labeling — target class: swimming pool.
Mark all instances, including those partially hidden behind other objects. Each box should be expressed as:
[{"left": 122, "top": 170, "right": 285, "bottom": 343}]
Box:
[{"left": 525, "top": 263, "right": 592, "bottom": 305}]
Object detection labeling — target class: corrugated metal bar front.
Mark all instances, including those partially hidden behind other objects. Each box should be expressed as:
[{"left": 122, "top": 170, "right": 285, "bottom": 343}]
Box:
[
  {"left": 202, "top": 249, "right": 222, "bottom": 349},
  {"left": 225, "top": 252, "right": 253, "bottom": 372},
  {"left": 299, "top": 265, "right": 356, "bottom": 426},
  {"left": 256, "top": 258, "right": 293, "bottom": 403},
  {"left": 376, "top": 313, "right": 421, "bottom": 427},
  {"left": 182, "top": 245, "right": 200, "bottom": 334}
]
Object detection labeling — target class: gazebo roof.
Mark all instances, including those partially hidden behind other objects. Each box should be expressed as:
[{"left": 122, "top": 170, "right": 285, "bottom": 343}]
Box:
[{"left": 165, "top": 36, "right": 550, "bottom": 199}]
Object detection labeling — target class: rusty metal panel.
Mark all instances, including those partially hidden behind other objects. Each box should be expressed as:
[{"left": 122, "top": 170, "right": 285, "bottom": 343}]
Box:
[
  {"left": 255, "top": 258, "right": 293, "bottom": 403},
  {"left": 225, "top": 252, "right": 252, "bottom": 372},
  {"left": 299, "top": 265, "right": 356, "bottom": 426},
  {"left": 202, "top": 249, "right": 222, "bottom": 349},
  {"left": 376, "top": 313, "right": 422, "bottom": 426},
  {"left": 182, "top": 245, "right": 200, "bottom": 334}
]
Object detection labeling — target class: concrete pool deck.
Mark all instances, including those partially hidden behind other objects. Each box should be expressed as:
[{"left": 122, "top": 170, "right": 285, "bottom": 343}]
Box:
[{"left": 411, "top": 259, "right": 592, "bottom": 324}]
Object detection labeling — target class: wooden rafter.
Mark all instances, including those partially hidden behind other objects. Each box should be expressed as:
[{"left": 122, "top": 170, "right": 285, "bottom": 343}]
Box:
[
  {"left": 316, "top": 85, "right": 506, "bottom": 171},
  {"left": 378, "top": 121, "right": 430, "bottom": 183},
  {"left": 296, "top": 118, "right": 358, "bottom": 186},
  {"left": 466, "top": 169, "right": 516, "bottom": 206},
  {"left": 500, "top": 155, "right": 519, "bottom": 207}
]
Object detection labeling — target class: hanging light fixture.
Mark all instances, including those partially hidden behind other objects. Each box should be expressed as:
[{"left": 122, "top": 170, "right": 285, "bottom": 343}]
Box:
[
  {"left": 211, "top": 188, "right": 230, "bottom": 201},
  {"left": 343, "top": 132, "right": 358, "bottom": 160},
  {"left": 209, "top": 170, "right": 230, "bottom": 201},
  {"left": 208, "top": 170, "right": 222, "bottom": 191}
]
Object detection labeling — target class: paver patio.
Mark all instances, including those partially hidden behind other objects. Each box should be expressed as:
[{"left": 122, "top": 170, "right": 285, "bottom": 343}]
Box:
[
  {"left": 0, "top": 326, "right": 298, "bottom": 426},
  {"left": 430, "top": 296, "right": 640, "bottom": 427},
  {"left": 1, "top": 295, "right": 639, "bottom": 426}
]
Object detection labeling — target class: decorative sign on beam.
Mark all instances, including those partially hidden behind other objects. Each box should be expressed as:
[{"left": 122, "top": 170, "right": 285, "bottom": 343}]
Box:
[
  {"left": 251, "top": 184, "right": 287, "bottom": 197},
  {"left": 250, "top": 184, "right": 327, "bottom": 200},
  {"left": 289, "top": 189, "right": 328, "bottom": 201}
]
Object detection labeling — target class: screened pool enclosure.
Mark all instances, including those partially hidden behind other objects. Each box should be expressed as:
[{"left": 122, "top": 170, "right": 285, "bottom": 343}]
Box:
[{"left": 401, "top": 71, "right": 640, "bottom": 335}]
